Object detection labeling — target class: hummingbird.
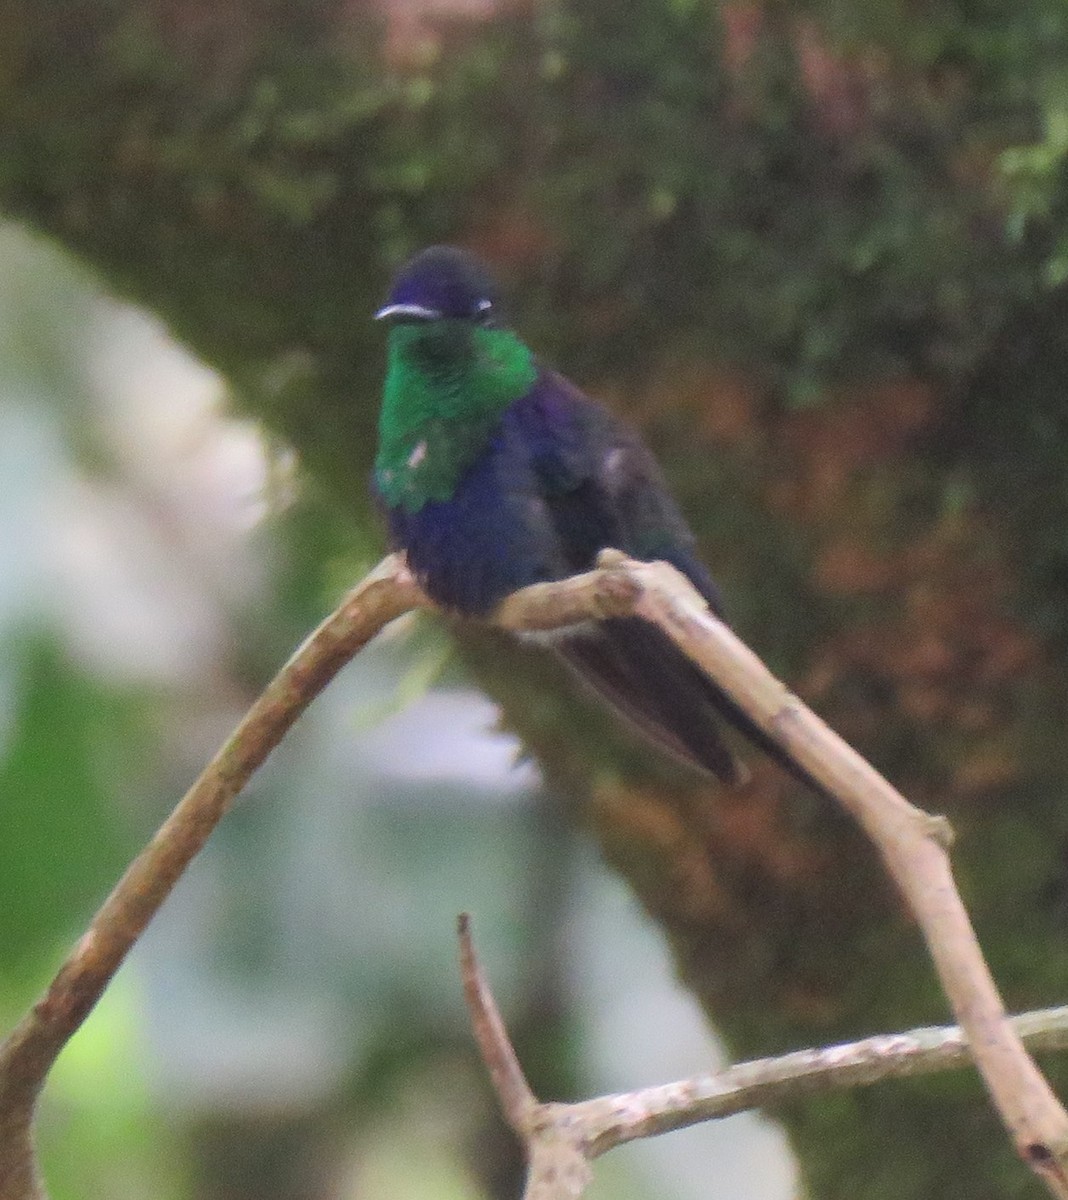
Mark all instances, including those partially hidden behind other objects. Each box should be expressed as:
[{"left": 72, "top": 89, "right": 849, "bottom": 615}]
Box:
[{"left": 373, "top": 245, "right": 802, "bottom": 786}]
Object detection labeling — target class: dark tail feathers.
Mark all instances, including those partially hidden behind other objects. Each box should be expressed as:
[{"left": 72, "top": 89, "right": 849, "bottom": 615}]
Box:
[{"left": 555, "top": 616, "right": 823, "bottom": 794}]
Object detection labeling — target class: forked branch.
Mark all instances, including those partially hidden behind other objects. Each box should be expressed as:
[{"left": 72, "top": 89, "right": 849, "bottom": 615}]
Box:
[
  {"left": 498, "top": 551, "right": 1068, "bottom": 1191},
  {"left": 458, "top": 915, "right": 1068, "bottom": 1198},
  {"left": 1, "top": 552, "right": 1067, "bottom": 1200}
]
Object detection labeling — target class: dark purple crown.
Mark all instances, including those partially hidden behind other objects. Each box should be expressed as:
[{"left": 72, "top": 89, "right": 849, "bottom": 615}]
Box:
[{"left": 377, "top": 245, "right": 502, "bottom": 323}]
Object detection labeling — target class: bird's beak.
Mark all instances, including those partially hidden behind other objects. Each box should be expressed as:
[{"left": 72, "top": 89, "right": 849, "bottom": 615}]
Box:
[{"left": 374, "top": 303, "right": 442, "bottom": 322}]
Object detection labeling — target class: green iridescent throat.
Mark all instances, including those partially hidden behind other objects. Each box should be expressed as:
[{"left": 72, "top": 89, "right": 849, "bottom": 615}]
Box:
[{"left": 375, "top": 321, "right": 537, "bottom": 512}]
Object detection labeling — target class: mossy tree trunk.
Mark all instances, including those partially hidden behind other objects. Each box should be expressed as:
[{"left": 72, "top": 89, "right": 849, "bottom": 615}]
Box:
[{"left": 5, "top": 2, "right": 1068, "bottom": 1196}]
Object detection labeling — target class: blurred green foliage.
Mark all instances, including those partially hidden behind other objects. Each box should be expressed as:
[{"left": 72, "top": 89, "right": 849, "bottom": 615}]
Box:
[
  {"left": 5, "top": 2, "right": 1068, "bottom": 1199},
  {"left": 40, "top": 979, "right": 188, "bottom": 1200},
  {"left": 0, "top": 639, "right": 143, "bottom": 981}
]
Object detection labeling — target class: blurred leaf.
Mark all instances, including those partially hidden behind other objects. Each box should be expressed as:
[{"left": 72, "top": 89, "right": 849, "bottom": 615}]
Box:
[
  {"left": 351, "top": 617, "right": 454, "bottom": 729},
  {"left": 0, "top": 635, "right": 149, "bottom": 987},
  {"left": 39, "top": 975, "right": 188, "bottom": 1200}
]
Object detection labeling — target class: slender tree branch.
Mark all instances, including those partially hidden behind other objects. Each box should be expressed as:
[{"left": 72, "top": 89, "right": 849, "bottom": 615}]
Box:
[
  {"left": 0, "top": 553, "right": 427, "bottom": 1200},
  {"left": 458, "top": 915, "right": 1068, "bottom": 1199},
  {"left": 580, "top": 1004, "right": 1068, "bottom": 1156},
  {"left": 3, "top": 550, "right": 1068, "bottom": 1200},
  {"left": 458, "top": 912, "right": 538, "bottom": 1128},
  {"left": 459, "top": 915, "right": 593, "bottom": 1200},
  {"left": 498, "top": 551, "right": 1068, "bottom": 1193}
]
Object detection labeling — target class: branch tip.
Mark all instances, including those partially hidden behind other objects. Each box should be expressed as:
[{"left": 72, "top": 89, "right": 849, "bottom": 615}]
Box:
[{"left": 456, "top": 912, "right": 538, "bottom": 1131}]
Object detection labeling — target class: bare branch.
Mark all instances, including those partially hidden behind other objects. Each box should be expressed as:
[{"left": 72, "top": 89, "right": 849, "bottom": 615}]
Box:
[
  {"left": 0, "top": 554, "right": 428, "bottom": 1200},
  {"left": 458, "top": 913, "right": 538, "bottom": 1129},
  {"left": 581, "top": 1004, "right": 1068, "bottom": 1156},
  {"left": 458, "top": 915, "right": 592, "bottom": 1200},
  {"left": 456, "top": 918, "right": 1068, "bottom": 1199},
  {"left": 458, "top": 916, "right": 1068, "bottom": 1200},
  {"left": 5, "top": 550, "right": 1068, "bottom": 1199},
  {"left": 495, "top": 552, "right": 1068, "bottom": 1195}
]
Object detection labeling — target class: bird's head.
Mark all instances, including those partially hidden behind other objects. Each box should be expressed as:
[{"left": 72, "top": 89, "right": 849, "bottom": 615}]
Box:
[
  {"left": 375, "top": 245, "right": 503, "bottom": 326},
  {"left": 374, "top": 246, "right": 536, "bottom": 510}
]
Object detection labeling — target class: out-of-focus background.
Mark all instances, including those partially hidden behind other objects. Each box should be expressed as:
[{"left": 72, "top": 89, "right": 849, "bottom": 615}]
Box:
[
  {"left": 0, "top": 226, "right": 793, "bottom": 1200},
  {"left": 4, "top": 3, "right": 1068, "bottom": 1198}
]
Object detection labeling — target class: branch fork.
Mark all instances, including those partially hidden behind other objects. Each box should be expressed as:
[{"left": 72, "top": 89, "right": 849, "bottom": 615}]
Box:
[
  {"left": 2, "top": 551, "right": 1068, "bottom": 1199},
  {"left": 459, "top": 911, "right": 1068, "bottom": 1200}
]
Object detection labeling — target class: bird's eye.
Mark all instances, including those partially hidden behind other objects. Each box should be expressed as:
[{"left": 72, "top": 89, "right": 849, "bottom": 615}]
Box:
[{"left": 474, "top": 298, "right": 495, "bottom": 324}]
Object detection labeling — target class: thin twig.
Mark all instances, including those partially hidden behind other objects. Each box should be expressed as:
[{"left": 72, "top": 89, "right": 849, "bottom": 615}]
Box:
[
  {"left": 458, "top": 916, "right": 592, "bottom": 1200},
  {"left": 457, "top": 913, "right": 538, "bottom": 1130},
  {"left": 580, "top": 1004, "right": 1068, "bottom": 1156},
  {"left": 456, "top": 918, "right": 1068, "bottom": 1198}
]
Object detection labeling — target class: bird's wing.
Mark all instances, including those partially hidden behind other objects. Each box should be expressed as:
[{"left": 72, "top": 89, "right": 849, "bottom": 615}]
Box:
[
  {"left": 516, "top": 370, "right": 723, "bottom": 605},
  {"left": 508, "top": 371, "right": 745, "bottom": 781},
  {"left": 515, "top": 370, "right": 822, "bottom": 791}
]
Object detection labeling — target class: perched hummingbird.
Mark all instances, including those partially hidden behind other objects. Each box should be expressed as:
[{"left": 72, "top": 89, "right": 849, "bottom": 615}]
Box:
[{"left": 373, "top": 245, "right": 800, "bottom": 786}]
